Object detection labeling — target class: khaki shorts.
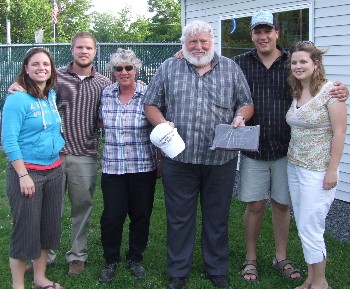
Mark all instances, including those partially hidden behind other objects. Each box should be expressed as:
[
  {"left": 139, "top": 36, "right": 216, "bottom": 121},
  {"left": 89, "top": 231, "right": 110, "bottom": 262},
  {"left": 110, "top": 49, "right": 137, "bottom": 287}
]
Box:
[{"left": 238, "top": 155, "right": 291, "bottom": 205}]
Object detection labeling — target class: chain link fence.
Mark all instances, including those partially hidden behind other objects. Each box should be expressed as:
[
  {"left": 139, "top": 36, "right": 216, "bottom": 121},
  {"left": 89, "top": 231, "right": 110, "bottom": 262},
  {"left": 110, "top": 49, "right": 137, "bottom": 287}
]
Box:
[{"left": 0, "top": 42, "right": 182, "bottom": 111}]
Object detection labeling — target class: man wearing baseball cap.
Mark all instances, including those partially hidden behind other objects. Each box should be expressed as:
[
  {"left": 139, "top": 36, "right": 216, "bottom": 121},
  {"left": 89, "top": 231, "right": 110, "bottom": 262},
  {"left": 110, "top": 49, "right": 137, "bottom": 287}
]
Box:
[
  {"left": 250, "top": 10, "right": 277, "bottom": 30},
  {"left": 232, "top": 9, "right": 348, "bottom": 284}
]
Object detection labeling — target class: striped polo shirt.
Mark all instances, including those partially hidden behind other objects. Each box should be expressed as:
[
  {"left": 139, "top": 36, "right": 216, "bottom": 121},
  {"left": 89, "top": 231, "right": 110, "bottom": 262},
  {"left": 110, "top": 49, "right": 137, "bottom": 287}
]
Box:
[{"left": 56, "top": 62, "right": 112, "bottom": 157}]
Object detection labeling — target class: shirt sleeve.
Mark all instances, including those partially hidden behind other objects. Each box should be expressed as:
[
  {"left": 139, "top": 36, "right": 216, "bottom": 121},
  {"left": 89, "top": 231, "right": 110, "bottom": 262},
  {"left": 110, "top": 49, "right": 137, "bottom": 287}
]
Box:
[
  {"left": 143, "top": 61, "right": 167, "bottom": 110},
  {"left": 324, "top": 82, "right": 338, "bottom": 108},
  {"left": 1, "top": 92, "right": 27, "bottom": 161},
  {"left": 232, "top": 61, "right": 253, "bottom": 109}
]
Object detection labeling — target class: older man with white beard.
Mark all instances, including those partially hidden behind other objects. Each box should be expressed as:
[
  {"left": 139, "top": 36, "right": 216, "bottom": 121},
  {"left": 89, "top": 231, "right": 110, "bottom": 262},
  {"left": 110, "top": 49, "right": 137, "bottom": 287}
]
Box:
[{"left": 144, "top": 20, "right": 254, "bottom": 289}]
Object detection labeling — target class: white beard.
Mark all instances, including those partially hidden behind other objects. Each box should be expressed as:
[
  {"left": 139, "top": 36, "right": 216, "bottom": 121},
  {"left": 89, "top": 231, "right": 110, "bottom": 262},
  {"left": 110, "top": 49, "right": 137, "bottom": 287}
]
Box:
[{"left": 183, "top": 48, "right": 214, "bottom": 67}]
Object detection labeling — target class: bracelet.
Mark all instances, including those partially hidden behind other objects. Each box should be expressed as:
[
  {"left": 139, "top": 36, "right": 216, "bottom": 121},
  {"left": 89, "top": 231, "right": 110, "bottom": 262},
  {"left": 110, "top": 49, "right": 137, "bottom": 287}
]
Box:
[{"left": 18, "top": 173, "right": 29, "bottom": 178}]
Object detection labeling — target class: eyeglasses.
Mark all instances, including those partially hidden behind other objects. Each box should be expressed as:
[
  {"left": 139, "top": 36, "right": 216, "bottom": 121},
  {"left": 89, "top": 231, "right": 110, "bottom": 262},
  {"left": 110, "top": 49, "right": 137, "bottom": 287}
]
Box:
[{"left": 113, "top": 65, "right": 134, "bottom": 72}]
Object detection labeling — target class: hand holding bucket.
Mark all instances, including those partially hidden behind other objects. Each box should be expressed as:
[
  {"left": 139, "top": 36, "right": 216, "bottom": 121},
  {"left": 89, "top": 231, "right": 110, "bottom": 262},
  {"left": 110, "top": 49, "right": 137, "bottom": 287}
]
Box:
[{"left": 150, "top": 123, "right": 185, "bottom": 158}]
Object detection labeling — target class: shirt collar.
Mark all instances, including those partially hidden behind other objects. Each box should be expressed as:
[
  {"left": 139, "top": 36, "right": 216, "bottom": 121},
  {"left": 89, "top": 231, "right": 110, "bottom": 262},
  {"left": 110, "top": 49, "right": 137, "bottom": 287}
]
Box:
[
  {"left": 247, "top": 45, "right": 288, "bottom": 65},
  {"left": 248, "top": 45, "right": 287, "bottom": 58},
  {"left": 111, "top": 82, "right": 146, "bottom": 99},
  {"left": 66, "top": 61, "right": 96, "bottom": 77}
]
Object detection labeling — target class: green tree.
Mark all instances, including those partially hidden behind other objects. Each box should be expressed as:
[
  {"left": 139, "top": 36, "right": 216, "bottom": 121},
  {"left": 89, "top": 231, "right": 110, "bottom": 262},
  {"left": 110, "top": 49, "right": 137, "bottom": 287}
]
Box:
[
  {"left": 91, "top": 8, "right": 134, "bottom": 42},
  {"left": 128, "top": 17, "right": 151, "bottom": 42},
  {"left": 55, "top": 0, "right": 94, "bottom": 42},
  {"left": 146, "top": 0, "right": 181, "bottom": 42},
  {"left": 92, "top": 8, "right": 151, "bottom": 43},
  {"left": 0, "top": 0, "right": 93, "bottom": 44},
  {"left": 91, "top": 12, "right": 119, "bottom": 43},
  {"left": 2, "top": 0, "right": 51, "bottom": 43},
  {"left": 0, "top": 0, "right": 9, "bottom": 43}
]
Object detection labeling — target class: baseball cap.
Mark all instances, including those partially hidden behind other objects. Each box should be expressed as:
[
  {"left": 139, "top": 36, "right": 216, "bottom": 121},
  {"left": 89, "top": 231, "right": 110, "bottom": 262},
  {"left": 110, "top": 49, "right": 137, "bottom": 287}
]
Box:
[
  {"left": 251, "top": 10, "right": 276, "bottom": 30},
  {"left": 150, "top": 123, "right": 185, "bottom": 158}
]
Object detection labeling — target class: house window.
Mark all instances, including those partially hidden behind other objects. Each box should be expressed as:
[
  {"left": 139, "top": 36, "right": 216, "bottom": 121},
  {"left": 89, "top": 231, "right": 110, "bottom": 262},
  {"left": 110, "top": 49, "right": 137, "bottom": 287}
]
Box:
[{"left": 221, "top": 8, "right": 310, "bottom": 58}]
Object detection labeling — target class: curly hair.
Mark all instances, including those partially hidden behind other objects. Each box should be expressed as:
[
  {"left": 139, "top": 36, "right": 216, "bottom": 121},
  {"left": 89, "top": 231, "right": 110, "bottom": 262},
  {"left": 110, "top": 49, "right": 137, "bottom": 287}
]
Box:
[
  {"left": 286, "top": 41, "right": 327, "bottom": 99},
  {"left": 106, "top": 48, "right": 142, "bottom": 82},
  {"left": 17, "top": 47, "right": 57, "bottom": 99}
]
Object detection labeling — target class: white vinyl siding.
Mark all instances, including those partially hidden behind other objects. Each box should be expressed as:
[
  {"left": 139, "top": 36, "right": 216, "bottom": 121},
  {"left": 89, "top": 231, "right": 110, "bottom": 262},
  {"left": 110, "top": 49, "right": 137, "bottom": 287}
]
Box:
[{"left": 182, "top": 0, "right": 350, "bottom": 201}]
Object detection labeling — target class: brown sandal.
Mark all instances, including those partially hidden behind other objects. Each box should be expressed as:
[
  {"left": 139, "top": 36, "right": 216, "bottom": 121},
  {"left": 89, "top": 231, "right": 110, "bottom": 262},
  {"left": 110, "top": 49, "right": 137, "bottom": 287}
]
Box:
[
  {"left": 273, "top": 258, "right": 302, "bottom": 280},
  {"left": 241, "top": 259, "right": 259, "bottom": 282}
]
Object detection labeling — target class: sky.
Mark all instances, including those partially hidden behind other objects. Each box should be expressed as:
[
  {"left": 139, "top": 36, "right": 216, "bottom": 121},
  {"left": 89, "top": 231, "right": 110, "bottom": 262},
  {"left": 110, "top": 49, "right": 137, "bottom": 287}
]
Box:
[{"left": 90, "top": 0, "right": 152, "bottom": 18}]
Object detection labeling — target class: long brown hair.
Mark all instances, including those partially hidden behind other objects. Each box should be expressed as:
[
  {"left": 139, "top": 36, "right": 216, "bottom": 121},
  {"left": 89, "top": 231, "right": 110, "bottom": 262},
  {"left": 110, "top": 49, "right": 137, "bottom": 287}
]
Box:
[
  {"left": 17, "top": 47, "right": 57, "bottom": 99},
  {"left": 286, "top": 41, "right": 327, "bottom": 99}
]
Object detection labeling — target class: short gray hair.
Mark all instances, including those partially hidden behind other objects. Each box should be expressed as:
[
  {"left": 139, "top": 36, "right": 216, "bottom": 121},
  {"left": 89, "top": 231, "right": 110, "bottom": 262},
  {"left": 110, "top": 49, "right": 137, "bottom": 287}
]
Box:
[
  {"left": 106, "top": 48, "right": 142, "bottom": 73},
  {"left": 180, "top": 20, "right": 215, "bottom": 44}
]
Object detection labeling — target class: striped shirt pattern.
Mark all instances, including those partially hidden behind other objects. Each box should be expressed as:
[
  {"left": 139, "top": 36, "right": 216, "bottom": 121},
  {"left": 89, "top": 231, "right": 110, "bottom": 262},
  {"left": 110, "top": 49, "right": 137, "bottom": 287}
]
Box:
[
  {"left": 100, "top": 82, "right": 156, "bottom": 174},
  {"left": 144, "top": 53, "right": 253, "bottom": 165},
  {"left": 56, "top": 63, "right": 112, "bottom": 157},
  {"left": 232, "top": 46, "right": 292, "bottom": 161}
]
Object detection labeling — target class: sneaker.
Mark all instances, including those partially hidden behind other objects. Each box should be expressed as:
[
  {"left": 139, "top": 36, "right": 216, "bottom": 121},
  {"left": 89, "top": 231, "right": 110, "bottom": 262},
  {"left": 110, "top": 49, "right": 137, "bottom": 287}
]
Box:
[
  {"left": 99, "top": 262, "right": 118, "bottom": 284},
  {"left": 168, "top": 277, "right": 186, "bottom": 289},
  {"left": 68, "top": 260, "right": 85, "bottom": 276},
  {"left": 24, "top": 260, "right": 55, "bottom": 274},
  {"left": 127, "top": 260, "right": 146, "bottom": 278},
  {"left": 207, "top": 274, "right": 229, "bottom": 289}
]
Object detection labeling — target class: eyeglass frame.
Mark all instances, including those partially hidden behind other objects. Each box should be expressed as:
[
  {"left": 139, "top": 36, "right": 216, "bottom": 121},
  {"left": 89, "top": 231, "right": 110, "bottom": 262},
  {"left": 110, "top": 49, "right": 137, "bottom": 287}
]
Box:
[{"left": 113, "top": 65, "right": 134, "bottom": 72}]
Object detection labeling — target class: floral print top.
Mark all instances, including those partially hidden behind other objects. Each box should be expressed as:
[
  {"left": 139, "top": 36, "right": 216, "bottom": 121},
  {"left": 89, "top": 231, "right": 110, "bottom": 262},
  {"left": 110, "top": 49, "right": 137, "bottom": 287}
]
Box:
[{"left": 286, "top": 82, "right": 337, "bottom": 171}]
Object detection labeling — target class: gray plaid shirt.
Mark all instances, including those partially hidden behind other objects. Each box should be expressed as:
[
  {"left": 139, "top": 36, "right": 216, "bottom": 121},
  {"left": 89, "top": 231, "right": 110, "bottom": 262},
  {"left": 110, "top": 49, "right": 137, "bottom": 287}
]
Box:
[{"left": 144, "top": 53, "right": 253, "bottom": 165}]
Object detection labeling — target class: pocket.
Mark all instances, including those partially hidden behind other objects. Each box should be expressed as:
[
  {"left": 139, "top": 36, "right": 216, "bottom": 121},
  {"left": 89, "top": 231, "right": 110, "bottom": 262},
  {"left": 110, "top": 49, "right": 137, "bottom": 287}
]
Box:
[
  {"left": 211, "top": 87, "right": 234, "bottom": 109},
  {"left": 32, "top": 133, "right": 52, "bottom": 159},
  {"left": 54, "top": 134, "right": 65, "bottom": 153}
]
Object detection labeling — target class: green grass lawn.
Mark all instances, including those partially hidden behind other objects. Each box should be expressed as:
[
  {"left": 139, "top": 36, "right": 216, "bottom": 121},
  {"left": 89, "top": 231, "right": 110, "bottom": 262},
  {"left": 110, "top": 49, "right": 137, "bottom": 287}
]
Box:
[{"left": 0, "top": 150, "right": 349, "bottom": 288}]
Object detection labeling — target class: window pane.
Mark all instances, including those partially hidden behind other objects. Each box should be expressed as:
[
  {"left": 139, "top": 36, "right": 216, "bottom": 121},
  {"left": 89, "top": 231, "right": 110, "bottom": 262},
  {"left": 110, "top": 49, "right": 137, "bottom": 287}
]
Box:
[{"left": 221, "top": 9, "right": 309, "bottom": 58}]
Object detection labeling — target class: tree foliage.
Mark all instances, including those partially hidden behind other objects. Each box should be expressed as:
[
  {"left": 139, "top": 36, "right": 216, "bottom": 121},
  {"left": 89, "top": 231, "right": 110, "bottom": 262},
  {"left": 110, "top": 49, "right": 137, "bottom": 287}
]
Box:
[
  {"left": 54, "top": 0, "right": 94, "bottom": 42},
  {"left": 91, "top": 7, "right": 135, "bottom": 42},
  {"left": 146, "top": 0, "right": 181, "bottom": 42},
  {"left": 92, "top": 0, "right": 181, "bottom": 43},
  {"left": 1, "top": 0, "right": 51, "bottom": 43},
  {"left": 0, "top": 0, "right": 181, "bottom": 44},
  {"left": 0, "top": 0, "right": 93, "bottom": 43},
  {"left": 91, "top": 7, "right": 153, "bottom": 43}
]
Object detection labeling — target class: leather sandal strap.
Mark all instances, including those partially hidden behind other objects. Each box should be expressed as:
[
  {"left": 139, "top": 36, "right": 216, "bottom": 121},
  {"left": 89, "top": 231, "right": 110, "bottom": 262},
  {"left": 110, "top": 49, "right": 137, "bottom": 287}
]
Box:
[{"left": 242, "top": 259, "right": 258, "bottom": 269}]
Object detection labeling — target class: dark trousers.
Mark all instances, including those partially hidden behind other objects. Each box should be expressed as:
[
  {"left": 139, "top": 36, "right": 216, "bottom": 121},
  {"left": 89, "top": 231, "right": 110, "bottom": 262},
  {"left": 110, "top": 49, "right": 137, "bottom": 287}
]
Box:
[
  {"left": 162, "top": 157, "right": 237, "bottom": 277},
  {"left": 100, "top": 170, "right": 157, "bottom": 263}
]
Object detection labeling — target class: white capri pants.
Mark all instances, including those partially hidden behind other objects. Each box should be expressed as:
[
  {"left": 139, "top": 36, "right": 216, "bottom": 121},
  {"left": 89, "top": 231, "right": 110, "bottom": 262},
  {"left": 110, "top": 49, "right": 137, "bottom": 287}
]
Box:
[{"left": 287, "top": 162, "right": 336, "bottom": 264}]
